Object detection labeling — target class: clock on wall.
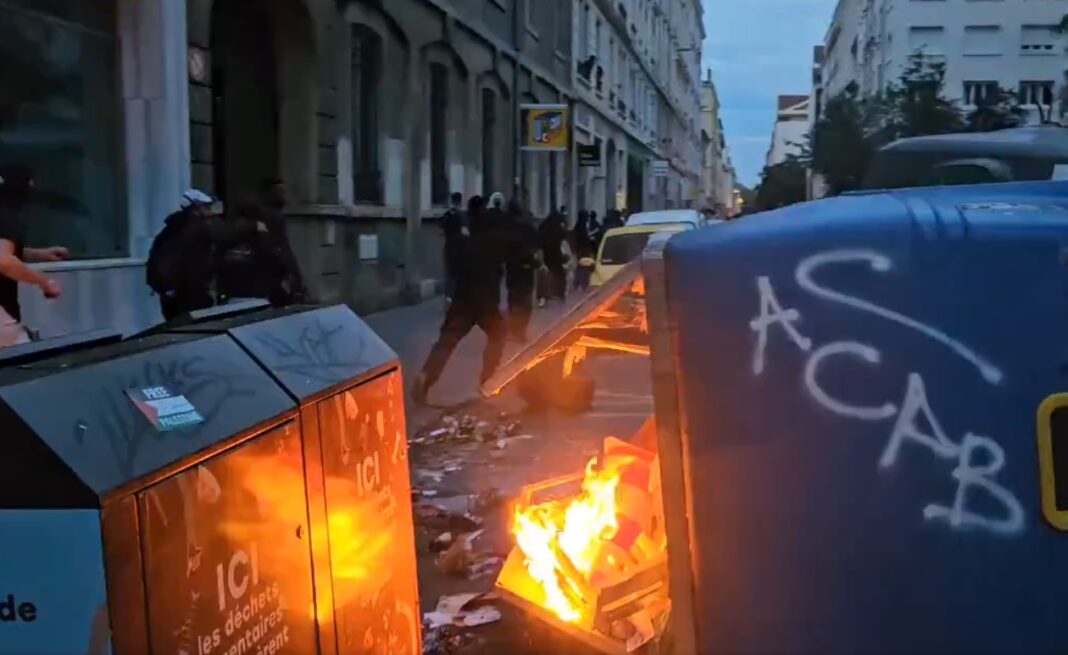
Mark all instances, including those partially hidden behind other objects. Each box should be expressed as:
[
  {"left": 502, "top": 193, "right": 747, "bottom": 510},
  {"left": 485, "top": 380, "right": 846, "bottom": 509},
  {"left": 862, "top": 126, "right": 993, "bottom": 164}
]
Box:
[{"left": 188, "top": 46, "right": 209, "bottom": 84}]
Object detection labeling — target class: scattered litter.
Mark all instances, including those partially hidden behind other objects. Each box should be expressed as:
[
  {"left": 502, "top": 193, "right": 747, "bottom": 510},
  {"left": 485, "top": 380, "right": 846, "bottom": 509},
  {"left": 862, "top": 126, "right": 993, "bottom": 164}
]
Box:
[
  {"left": 466, "top": 556, "right": 503, "bottom": 580},
  {"left": 435, "top": 530, "right": 486, "bottom": 577},
  {"left": 495, "top": 434, "right": 536, "bottom": 450},
  {"left": 412, "top": 501, "right": 483, "bottom": 532},
  {"left": 471, "top": 488, "right": 503, "bottom": 515},
  {"left": 422, "top": 624, "right": 483, "bottom": 655},
  {"left": 424, "top": 592, "right": 483, "bottom": 628},
  {"left": 424, "top": 592, "right": 502, "bottom": 631},
  {"left": 415, "top": 469, "right": 445, "bottom": 484},
  {"left": 430, "top": 532, "right": 454, "bottom": 553},
  {"left": 413, "top": 412, "right": 526, "bottom": 448},
  {"left": 461, "top": 606, "right": 501, "bottom": 627}
]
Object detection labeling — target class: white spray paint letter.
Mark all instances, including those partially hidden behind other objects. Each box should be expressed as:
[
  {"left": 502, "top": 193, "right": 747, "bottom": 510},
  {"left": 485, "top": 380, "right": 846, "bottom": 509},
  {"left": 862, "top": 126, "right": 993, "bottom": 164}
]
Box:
[
  {"left": 805, "top": 341, "right": 899, "bottom": 421},
  {"left": 749, "top": 276, "right": 812, "bottom": 375},
  {"left": 880, "top": 373, "right": 959, "bottom": 468},
  {"left": 923, "top": 433, "right": 1025, "bottom": 535},
  {"left": 795, "top": 249, "right": 1004, "bottom": 385}
]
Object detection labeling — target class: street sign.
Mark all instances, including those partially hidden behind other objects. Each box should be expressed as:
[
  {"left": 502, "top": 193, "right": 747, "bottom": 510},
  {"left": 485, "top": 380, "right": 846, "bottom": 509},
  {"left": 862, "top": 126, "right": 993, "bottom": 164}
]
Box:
[
  {"left": 578, "top": 144, "right": 601, "bottom": 167},
  {"left": 521, "top": 104, "right": 569, "bottom": 151},
  {"left": 652, "top": 160, "right": 669, "bottom": 178}
]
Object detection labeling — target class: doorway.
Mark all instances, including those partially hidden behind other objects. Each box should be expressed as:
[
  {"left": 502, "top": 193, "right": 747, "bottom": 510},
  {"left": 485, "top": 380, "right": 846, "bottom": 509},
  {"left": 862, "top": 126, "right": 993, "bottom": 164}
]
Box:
[{"left": 210, "top": 0, "right": 314, "bottom": 205}]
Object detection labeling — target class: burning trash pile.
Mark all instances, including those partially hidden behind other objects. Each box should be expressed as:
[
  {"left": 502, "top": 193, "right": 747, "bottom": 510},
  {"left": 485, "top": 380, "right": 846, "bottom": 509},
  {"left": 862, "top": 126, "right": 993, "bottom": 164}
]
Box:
[{"left": 496, "top": 437, "right": 669, "bottom": 654}]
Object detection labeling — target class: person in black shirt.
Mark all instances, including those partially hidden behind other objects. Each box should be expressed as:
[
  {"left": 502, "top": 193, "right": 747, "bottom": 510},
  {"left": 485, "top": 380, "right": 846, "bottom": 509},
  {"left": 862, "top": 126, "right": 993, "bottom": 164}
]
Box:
[
  {"left": 0, "top": 165, "right": 64, "bottom": 339},
  {"left": 440, "top": 191, "right": 468, "bottom": 302},
  {"left": 537, "top": 208, "right": 569, "bottom": 306},
  {"left": 147, "top": 190, "right": 258, "bottom": 320},
  {"left": 259, "top": 179, "right": 306, "bottom": 305},
  {"left": 411, "top": 195, "right": 506, "bottom": 404},
  {"left": 215, "top": 200, "right": 275, "bottom": 304},
  {"left": 500, "top": 198, "right": 539, "bottom": 342}
]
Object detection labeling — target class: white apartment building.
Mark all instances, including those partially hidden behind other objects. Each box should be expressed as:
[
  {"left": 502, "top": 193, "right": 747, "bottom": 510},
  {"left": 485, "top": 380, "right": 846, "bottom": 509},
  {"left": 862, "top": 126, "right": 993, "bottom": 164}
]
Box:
[
  {"left": 700, "top": 72, "right": 738, "bottom": 216},
  {"left": 572, "top": 0, "right": 705, "bottom": 215},
  {"left": 766, "top": 94, "right": 810, "bottom": 167},
  {"left": 823, "top": 0, "right": 1068, "bottom": 123}
]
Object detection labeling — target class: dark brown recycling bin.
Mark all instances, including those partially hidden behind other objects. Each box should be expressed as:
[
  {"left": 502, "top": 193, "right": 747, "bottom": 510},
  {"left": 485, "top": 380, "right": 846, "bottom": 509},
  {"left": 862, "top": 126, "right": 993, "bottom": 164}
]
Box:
[{"left": 0, "top": 305, "right": 419, "bottom": 655}]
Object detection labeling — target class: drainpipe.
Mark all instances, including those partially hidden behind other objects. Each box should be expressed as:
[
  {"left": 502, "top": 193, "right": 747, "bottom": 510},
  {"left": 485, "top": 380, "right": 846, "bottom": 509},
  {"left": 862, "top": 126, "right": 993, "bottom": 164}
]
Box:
[{"left": 513, "top": 0, "right": 524, "bottom": 204}]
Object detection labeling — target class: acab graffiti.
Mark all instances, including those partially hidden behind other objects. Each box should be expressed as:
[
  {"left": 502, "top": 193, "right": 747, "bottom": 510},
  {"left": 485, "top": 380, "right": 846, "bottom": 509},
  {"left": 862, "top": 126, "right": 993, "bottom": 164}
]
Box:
[{"left": 749, "top": 249, "right": 1024, "bottom": 536}]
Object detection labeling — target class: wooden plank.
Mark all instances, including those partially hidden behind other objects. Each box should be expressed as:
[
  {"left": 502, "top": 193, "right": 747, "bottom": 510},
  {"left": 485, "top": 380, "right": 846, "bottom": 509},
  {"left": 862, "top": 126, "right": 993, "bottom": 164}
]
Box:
[{"left": 481, "top": 262, "right": 642, "bottom": 397}]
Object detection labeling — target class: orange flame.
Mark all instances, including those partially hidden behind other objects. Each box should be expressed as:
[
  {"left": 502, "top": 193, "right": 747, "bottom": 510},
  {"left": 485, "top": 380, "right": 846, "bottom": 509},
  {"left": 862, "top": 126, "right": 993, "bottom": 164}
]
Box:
[
  {"left": 216, "top": 450, "right": 395, "bottom": 624},
  {"left": 511, "top": 456, "right": 626, "bottom": 624}
]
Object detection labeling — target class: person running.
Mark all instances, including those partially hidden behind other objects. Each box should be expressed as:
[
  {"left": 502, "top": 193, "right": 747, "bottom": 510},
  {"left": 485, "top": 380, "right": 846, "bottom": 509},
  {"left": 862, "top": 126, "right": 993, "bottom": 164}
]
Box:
[
  {"left": 0, "top": 164, "right": 64, "bottom": 345},
  {"left": 501, "top": 198, "right": 539, "bottom": 341},
  {"left": 537, "top": 207, "right": 569, "bottom": 306},
  {"left": 572, "top": 210, "right": 596, "bottom": 292},
  {"left": 411, "top": 194, "right": 506, "bottom": 405},
  {"left": 440, "top": 191, "right": 468, "bottom": 302}
]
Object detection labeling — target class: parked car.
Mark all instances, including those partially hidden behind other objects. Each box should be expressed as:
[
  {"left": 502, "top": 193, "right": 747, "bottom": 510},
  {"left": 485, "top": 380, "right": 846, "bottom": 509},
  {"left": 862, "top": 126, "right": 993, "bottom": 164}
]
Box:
[
  {"left": 862, "top": 125, "right": 1068, "bottom": 191},
  {"left": 591, "top": 223, "right": 691, "bottom": 287}
]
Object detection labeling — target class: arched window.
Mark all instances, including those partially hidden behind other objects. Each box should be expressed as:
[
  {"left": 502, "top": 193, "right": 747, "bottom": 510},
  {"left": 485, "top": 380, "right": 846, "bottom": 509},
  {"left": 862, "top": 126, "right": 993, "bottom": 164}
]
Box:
[
  {"left": 481, "top": 88, "right": 496, "bottom": 196},
  {"left": 351, "top": 25, "right": 382, "bottom": 203},
  {"left": 429, "top": 63, "right": 449, "bottom": 205}
]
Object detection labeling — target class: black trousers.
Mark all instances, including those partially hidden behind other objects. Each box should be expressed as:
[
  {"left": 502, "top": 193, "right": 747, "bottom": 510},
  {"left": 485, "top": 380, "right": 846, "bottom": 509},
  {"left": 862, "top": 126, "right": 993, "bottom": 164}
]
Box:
[
  {"left": 539, "top": 260, "right": 567, "bottom": 300},
  {"left": 507, "top": 276, "right": 535, "bottom": 339},
  {"left": 421, "top": 296, "right": 506, "bottom": 388}
]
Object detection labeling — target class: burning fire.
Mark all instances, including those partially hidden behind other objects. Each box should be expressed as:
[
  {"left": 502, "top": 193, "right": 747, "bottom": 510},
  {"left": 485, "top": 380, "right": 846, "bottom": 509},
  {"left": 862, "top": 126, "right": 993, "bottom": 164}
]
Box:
[
  {"left": 510, "top": 439, "right": 664, "bottom": 627},
  {"left": 513, "top": 458, "right": 622, "bottom": 624}
]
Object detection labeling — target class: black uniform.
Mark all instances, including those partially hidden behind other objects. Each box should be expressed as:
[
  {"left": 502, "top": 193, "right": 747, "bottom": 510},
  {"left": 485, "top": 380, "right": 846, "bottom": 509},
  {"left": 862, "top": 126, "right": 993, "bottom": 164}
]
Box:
[
  {"left": 216, "top": 210, "right": 304, "bottom": 307},
  {"left": 572, "top": 211, "right": 595, "bottom": 291},
  {"left": 538, "top": 212, "right": 569, "bottom": 301},
  {"left": 151, "top": 210, "right": 256, "bottom": 320},
  {"left": 502, "top": 211, "right": 540, "bottom": 340},
  {"left": 440, "top": 206, "right": 467, "bottom": 298},
  {"left": 419, "top": 217, "right": 507, "bottom": 389},
  {"left": 260, "top": 208, "right": 305, "bottom": 305}
]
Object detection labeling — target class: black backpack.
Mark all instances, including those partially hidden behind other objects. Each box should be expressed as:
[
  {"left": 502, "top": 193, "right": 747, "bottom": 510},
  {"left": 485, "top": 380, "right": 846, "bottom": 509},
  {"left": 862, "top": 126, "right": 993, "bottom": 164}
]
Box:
[{"left": 146, "top": 218, "right": 187, "bottom": 295}]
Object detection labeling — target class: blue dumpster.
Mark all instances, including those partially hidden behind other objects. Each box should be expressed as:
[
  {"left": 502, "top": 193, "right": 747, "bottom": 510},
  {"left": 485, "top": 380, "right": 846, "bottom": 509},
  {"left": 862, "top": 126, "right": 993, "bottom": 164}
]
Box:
[{"left": 657, "top": 180, "right": 1068, "bottom": 653}]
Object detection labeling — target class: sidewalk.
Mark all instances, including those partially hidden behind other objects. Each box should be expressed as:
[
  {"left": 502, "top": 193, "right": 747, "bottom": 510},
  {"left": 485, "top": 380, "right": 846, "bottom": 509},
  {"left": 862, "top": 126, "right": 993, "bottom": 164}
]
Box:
[{"left": 363, "top": 294, "right": 580, "bottom": 431}]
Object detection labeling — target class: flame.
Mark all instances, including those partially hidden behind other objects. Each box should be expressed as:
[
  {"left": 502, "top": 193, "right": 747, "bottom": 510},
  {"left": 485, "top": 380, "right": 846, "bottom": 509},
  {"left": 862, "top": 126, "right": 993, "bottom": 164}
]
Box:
[
  {"left": 215, "top": 447, "right": 395, "bottom": 624},
  {"left": 511, "top": 456, "right": 626, "bottom": 624}
]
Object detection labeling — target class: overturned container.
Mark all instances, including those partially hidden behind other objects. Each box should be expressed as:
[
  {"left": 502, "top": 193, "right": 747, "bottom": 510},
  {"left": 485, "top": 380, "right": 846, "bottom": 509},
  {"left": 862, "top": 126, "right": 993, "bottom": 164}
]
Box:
[
  {"left": 485, "top": 180, "right": 1068, "bottom": 654},
  {"left": 0, "top": 305, "right": 419, "bottom": 655}
]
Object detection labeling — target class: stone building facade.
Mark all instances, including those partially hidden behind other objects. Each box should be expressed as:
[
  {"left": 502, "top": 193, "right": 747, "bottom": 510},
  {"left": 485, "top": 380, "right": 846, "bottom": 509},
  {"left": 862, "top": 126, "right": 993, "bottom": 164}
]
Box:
[
  {"left": 14, "top": 0, "right": 572, "bottom": 339},
  {"left": 570, "top": 0, "right": 705, "bottom": 217}
]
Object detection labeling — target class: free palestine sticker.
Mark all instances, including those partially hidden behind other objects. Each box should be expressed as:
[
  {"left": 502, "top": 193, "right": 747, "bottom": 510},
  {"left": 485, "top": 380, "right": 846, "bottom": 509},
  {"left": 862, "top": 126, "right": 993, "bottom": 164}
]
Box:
[{"left": 126, "top": 386, "right": 205, "bottom": 432}]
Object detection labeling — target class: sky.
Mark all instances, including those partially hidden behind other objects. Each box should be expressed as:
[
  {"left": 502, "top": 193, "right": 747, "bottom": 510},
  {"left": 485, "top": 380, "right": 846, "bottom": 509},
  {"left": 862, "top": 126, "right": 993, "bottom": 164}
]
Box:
[{"left": 702, "top": 0, "right": 839, "bottom": 187}]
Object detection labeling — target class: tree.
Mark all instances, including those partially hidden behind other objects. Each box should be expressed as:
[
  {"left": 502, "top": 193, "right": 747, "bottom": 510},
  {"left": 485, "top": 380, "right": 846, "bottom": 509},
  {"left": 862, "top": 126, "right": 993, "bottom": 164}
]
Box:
[
  {"left": 965, "top": 87, "right": 1024, "bottom": 132},
  {"left": 755, "top": 156, "right": 807, "bottom": 211},
  {"left": 809, "top": 83, "right": 873, "bottom": 195},
  {"left": 805, "top": 56, "right": 970, "bottom": 196},
  {"left": 875, "top": 55, "right": 965, "bottom": 142}
]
